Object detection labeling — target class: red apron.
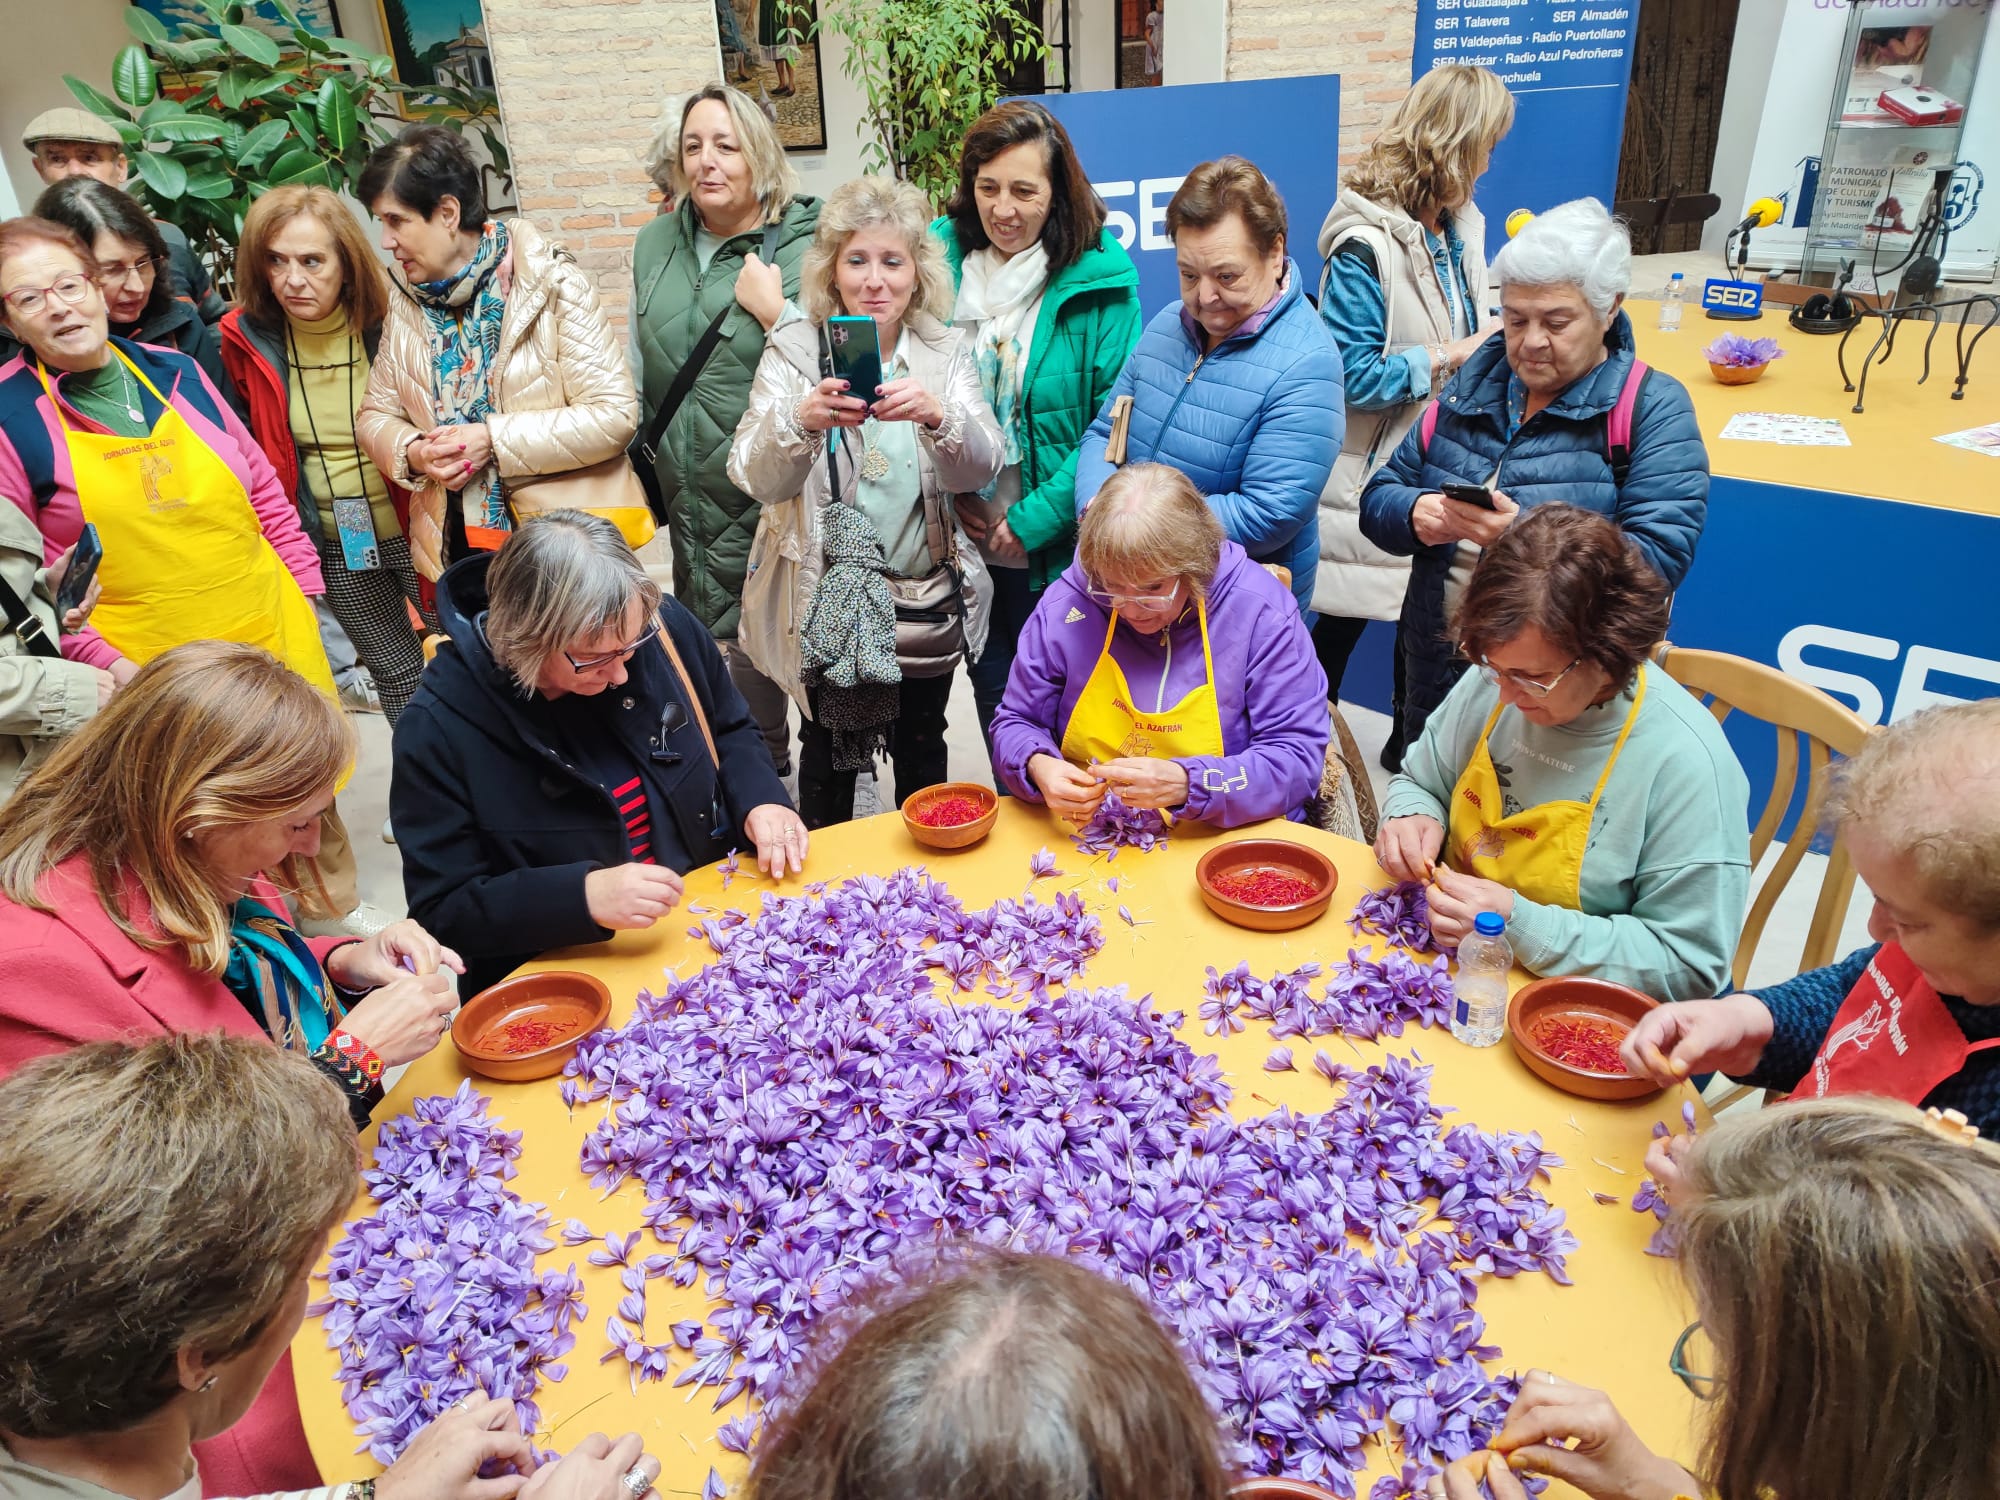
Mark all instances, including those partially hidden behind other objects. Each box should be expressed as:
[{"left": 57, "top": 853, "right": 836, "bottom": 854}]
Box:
[{"left": 1801, "top": 942, "right": 2000, "bottom": 1103}]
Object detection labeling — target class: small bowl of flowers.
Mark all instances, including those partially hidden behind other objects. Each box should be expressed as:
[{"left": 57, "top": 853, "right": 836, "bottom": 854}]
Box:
[{"left": 1703, "top": 333, "right": 1784, "bottom": 387}]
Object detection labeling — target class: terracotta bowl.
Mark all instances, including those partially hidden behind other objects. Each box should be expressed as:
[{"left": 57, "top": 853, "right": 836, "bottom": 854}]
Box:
[
  {"left": 1506, "top": 975, "right": 1663, "bottom": 1101},
  {"left": 451, "top": 969, "right": 612, "bottom": 1083},
  {"left": 902, "top": 781, "right": 1000, "bottom": 850},
  {"left": 1195, "top": 839, "right": 1338, "bottom": 932},
  {"left": 1232, "top": 1482, "right": 1344, "bottom": 1500},
  {"left": 1708, "top": 360, "right": 1768, "bottom": 386}
]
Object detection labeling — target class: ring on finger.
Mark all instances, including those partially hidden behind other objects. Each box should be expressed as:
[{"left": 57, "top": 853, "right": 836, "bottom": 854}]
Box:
[{"left": 619, "top": 1461, "right": 657, "bottom": 1498}]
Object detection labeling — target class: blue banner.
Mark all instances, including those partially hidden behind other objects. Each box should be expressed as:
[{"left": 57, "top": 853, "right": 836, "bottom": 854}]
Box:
[
  {"left": 1037, "top": 75, "right": 1343, "bottom": 318},
  {"left": 1412, "top": 0, "right": 1641, "bottom": 222}
]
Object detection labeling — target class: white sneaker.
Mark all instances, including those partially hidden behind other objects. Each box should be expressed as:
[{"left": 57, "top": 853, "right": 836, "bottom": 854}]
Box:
[
  {"left": 300, "top": 902, "right": 395, "bottom": 939},
  {"left": 339, "top": 676, "right": 383, "bottom": 714},
  {"left": 381, "top": 817, "right": 397, "bottom": 845}
]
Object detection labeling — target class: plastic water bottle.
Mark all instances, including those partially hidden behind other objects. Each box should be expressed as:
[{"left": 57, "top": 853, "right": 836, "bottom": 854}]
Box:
[
  {"left": 1658, "top": 272, "right": 1686, "bottom": 332},
  {"left": 1451, "top": 911, "right": 1512, "bottom": 1048}
]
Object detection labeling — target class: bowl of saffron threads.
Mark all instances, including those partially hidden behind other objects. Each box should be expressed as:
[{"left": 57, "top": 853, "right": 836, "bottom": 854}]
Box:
[
  {"left": 1507, "top": 975, "right": 1663, "bottom": 1101},
  {"left": 902, "top": 781, "right": 1001, "bottom": 850},
  {"left": 452, "top": 969, "right": 612, "bottom": 1082},
  {"left": 1195, "top": 838, "right": 1338, "bottom": 932}
]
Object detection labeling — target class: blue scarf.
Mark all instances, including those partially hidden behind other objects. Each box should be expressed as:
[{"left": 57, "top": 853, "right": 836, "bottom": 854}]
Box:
[{"left": 222, "top": 895, "right": 339, "bottom": 1053}]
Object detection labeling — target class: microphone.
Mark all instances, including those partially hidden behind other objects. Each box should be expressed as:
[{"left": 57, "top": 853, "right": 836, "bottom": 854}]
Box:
[
  {"left": 1505, "top": 208, "right": 1534, "bottom": 238},
  {"left": 1730, "top": 197, "right": 1783, "bottom": 236}
]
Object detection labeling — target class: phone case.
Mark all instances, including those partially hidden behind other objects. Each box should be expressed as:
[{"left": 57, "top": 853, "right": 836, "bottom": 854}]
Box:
[{"left": 826, "top": 316, "right": 883, "bottom": 404}]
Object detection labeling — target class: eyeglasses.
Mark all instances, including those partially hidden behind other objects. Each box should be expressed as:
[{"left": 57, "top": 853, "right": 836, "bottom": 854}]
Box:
[
  {"left": 98, "top": 254, "right": 163, "bottom": 287},
  {"left": 1085, "top": 579, "right": 1181, "bottom": 611},
  {"left": 1, "top": 274, "right": 95, "bottom": 318},
  {"left": 564, "top": 617, "right": 662, "bottom": 672},
  {"left": 1477, "top": 654, "right": 1584, "bottom": 697},
  {"left": 1669, "top": 1321, "right": 1718, "bottom": 1401}
]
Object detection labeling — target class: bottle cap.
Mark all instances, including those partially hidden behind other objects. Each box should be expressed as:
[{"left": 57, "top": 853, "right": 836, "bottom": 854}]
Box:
[
  {"left": 1670, "top": 271, "right": 1684, "bottom": 281},
  {"left": 1474, "top": 911, "right": 1506, "bottom": 936}
]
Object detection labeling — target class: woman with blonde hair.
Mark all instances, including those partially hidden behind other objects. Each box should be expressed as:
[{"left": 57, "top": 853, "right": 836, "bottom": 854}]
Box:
[
  {"left": 730, "top": 175, "right": 1001, "bottom": 827},
  {"left": 631, "top": 85, "right": 821, "bottom": 778},
  {"left": 989, "top": 461, "right": 1326, "bottom": 829},
  {"left": 1438, "top": 1096, "right": 2000, "bottom": 1500},
  {"left": 1312, "top": 64, "right": 1514, "bottom": 766},
  {"left": 0, "top": 640, "right": 460, "bottom": 1131},
  {"left": 221, "top": 184, "right": 430, "bottom": 728}
]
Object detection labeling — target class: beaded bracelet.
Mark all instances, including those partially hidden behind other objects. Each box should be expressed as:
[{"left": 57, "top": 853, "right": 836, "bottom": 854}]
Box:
[{"left": 329, "top": 1028, "right": 386, "bottom": 1083}]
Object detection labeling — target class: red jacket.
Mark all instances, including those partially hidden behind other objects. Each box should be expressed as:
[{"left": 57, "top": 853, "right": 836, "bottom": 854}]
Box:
[{"left": 0, "top": 853, "right": 339, "bottom": 1496}]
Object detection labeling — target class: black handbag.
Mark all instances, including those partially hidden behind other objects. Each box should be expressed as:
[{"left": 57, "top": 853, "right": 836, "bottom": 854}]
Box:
[{"left": 0, "top": 575, "right": 57, "bottom": 659}]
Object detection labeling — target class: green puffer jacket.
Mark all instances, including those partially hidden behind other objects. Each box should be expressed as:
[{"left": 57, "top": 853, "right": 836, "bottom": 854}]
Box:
[
  {"left": 933, "top": 218, "right": 1143, "bottom": 590},
  {"left": 632, "top": 194, "right": 822, "bottom": 636}
]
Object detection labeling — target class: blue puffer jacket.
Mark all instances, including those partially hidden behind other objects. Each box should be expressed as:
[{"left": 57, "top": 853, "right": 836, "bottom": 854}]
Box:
[
  {"left": 1359, "top": 310, "right": 1708, "bottom": 746},
  {"left": 1073, "top": 261, "right": 1344, "bottom": 617}
]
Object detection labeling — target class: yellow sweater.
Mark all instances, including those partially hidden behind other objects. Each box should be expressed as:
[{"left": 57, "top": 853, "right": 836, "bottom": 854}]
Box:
[{"left": 287, "top": 308, "right": 398, "bottom": 538}]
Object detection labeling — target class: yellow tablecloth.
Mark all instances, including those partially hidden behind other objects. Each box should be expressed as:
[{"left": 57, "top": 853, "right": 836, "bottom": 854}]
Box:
[
  {"left": 1628, "top": 303, "right": 2000, "bottom": 518},
  {"left": 296, "top": 807, "right": 1705, "bottom": 1497}
]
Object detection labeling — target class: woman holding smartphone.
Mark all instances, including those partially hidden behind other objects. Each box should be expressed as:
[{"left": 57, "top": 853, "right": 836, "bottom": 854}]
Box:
[{"left": 729, "top": 175, "right": 1002, "bottom": 827}]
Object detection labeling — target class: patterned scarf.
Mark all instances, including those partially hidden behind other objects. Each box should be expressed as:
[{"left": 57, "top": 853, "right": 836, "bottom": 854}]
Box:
[
  {"left": 222, "top": 894, "right": 341, "bottom": 1054},
  {"left": 954, "top": 242, "right": 1048, "bottom": 499},
  {"left": 407, "top": 220, "right": 512, "bottom": 541},
  {"left": 801, "top": 499, "right": 901, "bottom": 770}
]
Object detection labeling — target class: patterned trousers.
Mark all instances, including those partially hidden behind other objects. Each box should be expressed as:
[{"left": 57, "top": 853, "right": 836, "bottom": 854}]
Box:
[{"left": 313, "top": 531, "right": 431, "bottom": 725}]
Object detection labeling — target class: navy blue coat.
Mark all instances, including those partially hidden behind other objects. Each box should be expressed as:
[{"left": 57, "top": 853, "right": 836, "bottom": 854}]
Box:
[
  {"left": 1359, "top": 311, "right": 1708, "bottom": 745},
  {"left": 1073, "top": 261, "right": 1344, "bottom": 617}
]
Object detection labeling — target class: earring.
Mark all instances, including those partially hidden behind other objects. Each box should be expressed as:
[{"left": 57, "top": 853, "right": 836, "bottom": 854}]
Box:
[{"left": 199, "top": 1377, "right": 218, "bottom": 1392}]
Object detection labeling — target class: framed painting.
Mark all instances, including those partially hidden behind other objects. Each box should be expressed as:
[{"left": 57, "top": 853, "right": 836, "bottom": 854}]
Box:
[
  {"left": 714, "top": 0, "right": 828, "bottom": 153},
  {"left": 375, "top": 0, "right": 499, "bottom": 114},
  {"left": 129, "top": 0, "right": 343, "bottom": 40}
]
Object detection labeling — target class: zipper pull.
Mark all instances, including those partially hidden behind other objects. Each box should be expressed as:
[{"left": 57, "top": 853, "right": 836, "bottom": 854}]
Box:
[{"left": 1185, "top": 354, "right": 1205, "bottom": 385}]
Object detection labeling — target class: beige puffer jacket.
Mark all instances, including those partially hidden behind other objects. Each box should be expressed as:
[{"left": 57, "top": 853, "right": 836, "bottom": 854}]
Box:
[
  {"left": 0, "top": 503, "right": 101, "bottom": 804},
  {"left": 356, "top": 217, "right": 639, "bottom": 579}
]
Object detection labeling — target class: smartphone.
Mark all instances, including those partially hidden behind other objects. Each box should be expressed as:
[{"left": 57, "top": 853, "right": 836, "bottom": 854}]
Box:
[
  {"left": 825, "top": 315, "right": 882, "bottom": 410},
  {"left": 1441, "top": 482, "right": 1498, "bottom": 512},
  {"left": 55, "top": 523, "right": 102, "bottom": 618}
]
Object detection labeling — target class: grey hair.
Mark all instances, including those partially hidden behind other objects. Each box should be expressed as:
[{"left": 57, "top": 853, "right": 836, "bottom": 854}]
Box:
[
  {"left": 665, "top": 85, "right": 800, "bottom": 226},
  {"left": 484, "top": 511, "right": 662, "bottom": 693},
  {"left": 1490, "top": 196, "right": 1631, "bottom": 318},
  {"left": 639, "top": 94, "right": 691, "bottom": 195}
]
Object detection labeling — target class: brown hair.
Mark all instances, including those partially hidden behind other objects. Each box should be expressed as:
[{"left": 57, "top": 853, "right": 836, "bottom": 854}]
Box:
[
  {"left": 747, "top": 1250, "right": 1231, "bottom": 1500},
  {"left": 1678, "top": 1097, "right": 2000, "bottom": 1500},
  {"left": 0, "top": 641, "right": 356, "bottom": 975},
  {"left": 947, "top": 100, "right": 1107, "bottom": 272},
  {"left": 32, "top": 177, "right": 173, "bottom": 329},
  {"left": 1078, "top": 462, "right": 1226, "bottom": 598},
  {"left": 1342, "top": 65, "right": 1515, "bottom": 221},
  {"left": 1823, "top": 699, "right": 2000, "bottom": 931},
  {"left": 1452, "top": 504, "right": 1669, "bottom": 690},
  {"left": 1165, "top": 157, "right": 1287, "bottom": 258},
  {"left": 0, "top": 1032, "right": 358, "bottom": 1438},
  {"left": 235, "top": 185, "right": 388, "bottom": 331}
]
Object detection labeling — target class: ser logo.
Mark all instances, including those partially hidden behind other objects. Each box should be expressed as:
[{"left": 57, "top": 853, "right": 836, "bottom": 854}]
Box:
[
  {"left": 1093, "top": 177, "right": 1188, "bottom": 253},
  {"left": 1779, "top": 625, "right": 2000, "bottom": 725},
  {"left": 1701, "top": 278, "right": 1764, "bottom": 319}
]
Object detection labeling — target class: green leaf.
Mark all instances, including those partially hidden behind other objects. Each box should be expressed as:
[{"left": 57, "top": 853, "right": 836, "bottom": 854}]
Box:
[
  {"left": 143, "top": 116, "right": 231, "bottom": 143},
  {"left": 63, "top": 75, "right": 133, "bottom": 122},
  {"left": 288, "top": 103, "right": 318, "bottom": 143},
  {"left": 314, "top": 76, "right": 359, "bottom": 149},
  {"left": 216, "top": 66, "right": 257, "bottom": 109},
  {"left": 292, "top": 26, "right": 330, "bottom": 54},
  {"left": 272, "top": 156, "right": 332, "bottom": 188},
  {"left": 174, "top": 37, "right": 230, "bottom": 66},
  {"left": 265, "top": 0, "right": 302, "bottom": 25},
  {"left": 234, "top": 117, "right": 292, "bottom": 168},
  {"left": 219, "top": 23, "right": 282, "bottom": 67},
  {"left": 267, "top": 146, "right": 321, "bottom": 180},
  {"left": 138, "top": 98, "right": 193, "bottom": 125},
  {"left": 190, "top": 0, "right": 232, "bottom": 20},
  {"left": 124, "top": 7, "right": 170, "bottom": 45},
  {"left": 184, "top": 166, "right": 236, "bottom": 199},
  {"left": 131, "top": 149, "right": 189, "bottom": 199}
]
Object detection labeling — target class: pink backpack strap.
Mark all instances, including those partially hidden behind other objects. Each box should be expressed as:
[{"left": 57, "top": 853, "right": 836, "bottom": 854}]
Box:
[
  {"left": 1605, "top": 359, "right": 1649, "bottom": 483},
  {"left": 1419, "top": 399, "right": 1440, "bottom": 456}
]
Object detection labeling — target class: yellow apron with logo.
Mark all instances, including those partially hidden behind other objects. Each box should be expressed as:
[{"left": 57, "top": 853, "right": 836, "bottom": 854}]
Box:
[
  {"left": 1060, "top": 598, "right": 1227, "bottom": 766},
  {"left": 1445, "top": 673, "right": 1646, "bottom": 910},
  {"left": 38, "top": 351, "right": 334, "bottom": 696}
]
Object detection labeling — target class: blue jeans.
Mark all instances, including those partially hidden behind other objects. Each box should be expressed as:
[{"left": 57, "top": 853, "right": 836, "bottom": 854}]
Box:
[{"left": 968, "top": 564, "right": 1037, "bottom": 790}]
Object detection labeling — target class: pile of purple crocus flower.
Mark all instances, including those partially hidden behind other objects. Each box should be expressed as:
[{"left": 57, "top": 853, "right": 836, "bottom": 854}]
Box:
[
  {"left": 1070, "top": 790, "right": 1170, "bottom": 856},
  {"left": 1350, "top": 881, "right": 1442, "bottom": 955}
]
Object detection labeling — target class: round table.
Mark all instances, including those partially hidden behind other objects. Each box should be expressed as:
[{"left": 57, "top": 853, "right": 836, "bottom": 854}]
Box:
[{"left": 296, "top": 805, "right": 1704, "bottom": 1498}]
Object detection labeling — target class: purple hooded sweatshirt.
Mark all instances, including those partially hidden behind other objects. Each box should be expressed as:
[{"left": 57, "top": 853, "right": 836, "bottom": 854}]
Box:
[{"left": 990, "top": 540, "right": 1329, "bottom": 827}]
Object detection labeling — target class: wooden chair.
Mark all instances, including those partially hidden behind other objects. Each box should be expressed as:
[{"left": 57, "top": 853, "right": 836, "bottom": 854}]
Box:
[
  {"left": 1652, "top": 643, "right": 1874, "bottom": 990},
  {"left": 1307, "top": 701, "right": 1380, "bottom": 844}
]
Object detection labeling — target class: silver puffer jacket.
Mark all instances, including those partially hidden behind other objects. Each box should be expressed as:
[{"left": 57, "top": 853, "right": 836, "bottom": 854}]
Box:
[{"left": 727, "top": 308, "right": 1003, "bottom": 652}]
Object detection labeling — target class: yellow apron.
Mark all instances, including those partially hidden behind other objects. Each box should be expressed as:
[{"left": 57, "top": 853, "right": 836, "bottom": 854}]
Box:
[
  {"left": 38, "top": 351, "right": 334, "bottom": 696},
  {"left": 1445, "top": 672, "right": 1646, "bottom": 910},
  {"left": 1059, "top": 598, "right": 1227, "bottom": 765}
]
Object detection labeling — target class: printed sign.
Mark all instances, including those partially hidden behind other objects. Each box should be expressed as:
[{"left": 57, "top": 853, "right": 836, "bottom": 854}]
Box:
[{"left": 1701, "top": 278, "right": 1766, "bottom": 319}]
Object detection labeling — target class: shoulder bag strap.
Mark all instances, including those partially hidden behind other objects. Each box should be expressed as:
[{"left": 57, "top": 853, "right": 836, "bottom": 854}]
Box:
[
  {"left": 0, "top": 575, "right": 58, "bottom": 660},
  {"left": 641, "top": 221, "right": 784, "bottom": 465},
  {"left": 654, "top": 615, "right": 720, "bottom": 769},
  {"left": 1605, "top": 359, "right": 1650, "bottom": 488}
]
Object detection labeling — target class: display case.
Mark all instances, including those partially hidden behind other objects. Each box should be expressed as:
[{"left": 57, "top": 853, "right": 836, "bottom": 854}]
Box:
[{"left": 1798, "top": 1, "right": 1990, "bottom": 291}]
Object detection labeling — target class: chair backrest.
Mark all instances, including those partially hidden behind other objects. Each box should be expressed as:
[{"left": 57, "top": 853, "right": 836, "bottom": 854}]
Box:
[
  {"left": 1306, "top": 700, "right": 1380, "bottom": 843},
  {"left": 1653, "top": 642, "right": 1874, "bottom": 989}
]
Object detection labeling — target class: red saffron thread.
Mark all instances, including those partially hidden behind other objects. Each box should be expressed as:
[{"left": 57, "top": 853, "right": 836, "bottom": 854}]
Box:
[
  {"left": 910, "top": 795, "right": 988, "bottom": 828},
  {"left": 1532, "top": 1016, "right": 1629, "bottom": 1075},
  {"left": 485, "top": 1017, "right": 582, "bottom": 1056},
  {"left": 1212, "top": 867, "right": 1321, "bottom": 908}
]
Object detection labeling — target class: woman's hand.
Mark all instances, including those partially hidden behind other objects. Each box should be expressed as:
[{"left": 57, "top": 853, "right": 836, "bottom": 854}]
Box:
[
  {"left": 1621, "top": 995, "right": 1775, "bottom": 1088},
  {"left": 1096, "top": 756, "right": 1188, "bottom": 812},
  {"left": 734, "top": 251, "right": 785, "bottom": 330},
  {"left": 1480, "top": 1371, "right": 1701, "bottom": 1500},
  {"left": 517, "top": 1433, "right": 660, "bottom": 1500},
  {"left": 427, "top": 422, "right": 493, "bottom": 491},
  {"left": 375, "top": 1393, "right": 536, "bottom": 1500},
  {"left": 986, "top": 517, "right": 1028, "bottom": 564},
  {"left": 1440, "top": 328, "right": 1491, "bottom": 373},
  {"left": 1425, "top": 865, "right": 1515, "bottom": 948},
  {"left": 108, "top": 656, "right": 141, "bottom": 687},
  {"left": 325, "top": 919, "right": 467, "bottom": 991},
  {"left": 745, "top": 802, "right": 809, "bottom": 878},
  {"left": 1374, "top": 814, "right": 1444, "bottom": 883},
  {"left": 1642, "top": 1126, "right": 1696, "bottom": 1208},
  {"left": 952, "top": 496, "right": 990, "bottom": 544},
  {"left": 45, "top": 543, "right": 102, "bottom": 631},
  {"left": 1027, "top": 753, "right": 1105, "bottom": 822},
  {"left": 796, "top": 376, "right": 868, "bottom": 432},
  {"left": 334, "top": 969, "right": 458, "bottom": 1068},
  {"left": 1410, "top": 488, "right": 1519, "bottom": 548},
  {"left": 871, "top": 376, "right": 942, "bottom": 430},
  {"left": 584, "top": 863, "right": 685, "bottom": 929},
  {"left": 408, "top": 433, "right": 460, "bottom": 487},
  {"left": 89, "top": 667, "right": 116, "bottom": 708}
]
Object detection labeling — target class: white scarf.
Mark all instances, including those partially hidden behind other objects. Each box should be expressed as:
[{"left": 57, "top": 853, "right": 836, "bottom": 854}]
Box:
[{"left": 954, "top": 242, "right": 1050, "bottom": 477}]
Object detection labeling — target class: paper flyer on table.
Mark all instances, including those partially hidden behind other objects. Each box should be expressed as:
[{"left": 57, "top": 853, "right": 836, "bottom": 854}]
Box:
[
  {"left": 1933, "top": 423, "right": 2000, "bottom": 458},
  {"left": 1718, "top": 412, "right": 1852, "bottom": 447}
]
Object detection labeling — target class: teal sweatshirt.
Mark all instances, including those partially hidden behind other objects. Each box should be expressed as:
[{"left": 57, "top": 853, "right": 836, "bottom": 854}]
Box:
[{"left": 1381, "top": 660, "right": 1751, "bottom": 1002}]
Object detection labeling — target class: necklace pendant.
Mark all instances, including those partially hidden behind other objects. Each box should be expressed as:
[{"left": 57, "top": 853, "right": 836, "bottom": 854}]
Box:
[
  {"left": 127, "top": 406, "right": 145, "bottom": 423},
  {"left": 861, "top": 446, "right": 891, "bottom": 482}
]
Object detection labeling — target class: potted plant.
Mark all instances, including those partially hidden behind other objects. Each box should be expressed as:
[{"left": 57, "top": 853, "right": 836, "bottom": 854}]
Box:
[{"left": 1702, "top": 333, "right": 1785, "bottom": 386}]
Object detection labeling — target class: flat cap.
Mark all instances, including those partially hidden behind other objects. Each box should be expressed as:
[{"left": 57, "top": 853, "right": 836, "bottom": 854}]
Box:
[{"left": 23, "top": 108, "right": 124, "bottom": 150}]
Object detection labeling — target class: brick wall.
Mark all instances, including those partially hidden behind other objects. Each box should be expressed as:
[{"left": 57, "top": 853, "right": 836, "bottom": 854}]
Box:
[
  {"left": 481, "top": 0, "right": 717, "bottom": 327},
  {"left": 1226, "top": 0, "right": 1416, "bottom": 170}
]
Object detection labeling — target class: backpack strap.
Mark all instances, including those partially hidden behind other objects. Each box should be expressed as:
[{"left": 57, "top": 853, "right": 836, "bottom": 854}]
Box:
[
  {"left": 1605, "top": 359, "right": 1650, "bottom": 488},
  {"left": 1418, "top": 398, "right": 1440, "bottom": 459}
]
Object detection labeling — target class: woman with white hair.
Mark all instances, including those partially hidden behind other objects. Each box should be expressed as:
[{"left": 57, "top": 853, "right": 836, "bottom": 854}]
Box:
[
  {"left": 389, "top": 510, "right": 806, "bottom": 997},
  {"left": 729, "top": 175, "right": 1002, "bottom": 829},
  {"left": 631, "top": 86, "right": 821, "bottom": 778},
  {"left": 1358, "top": 196, "right": 1708, "bottom": 748}
]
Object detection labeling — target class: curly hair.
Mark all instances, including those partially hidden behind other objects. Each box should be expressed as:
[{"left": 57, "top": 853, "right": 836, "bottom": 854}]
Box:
[
  {"left": 1452, "top": 504, "right": 1669, "bottom": 689},
  {"left": 799, "top": 175, "right": 954, "bottom": 325},
  {"left": 1342, "top": 64, "right": 1515, "bottom": 221}
]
